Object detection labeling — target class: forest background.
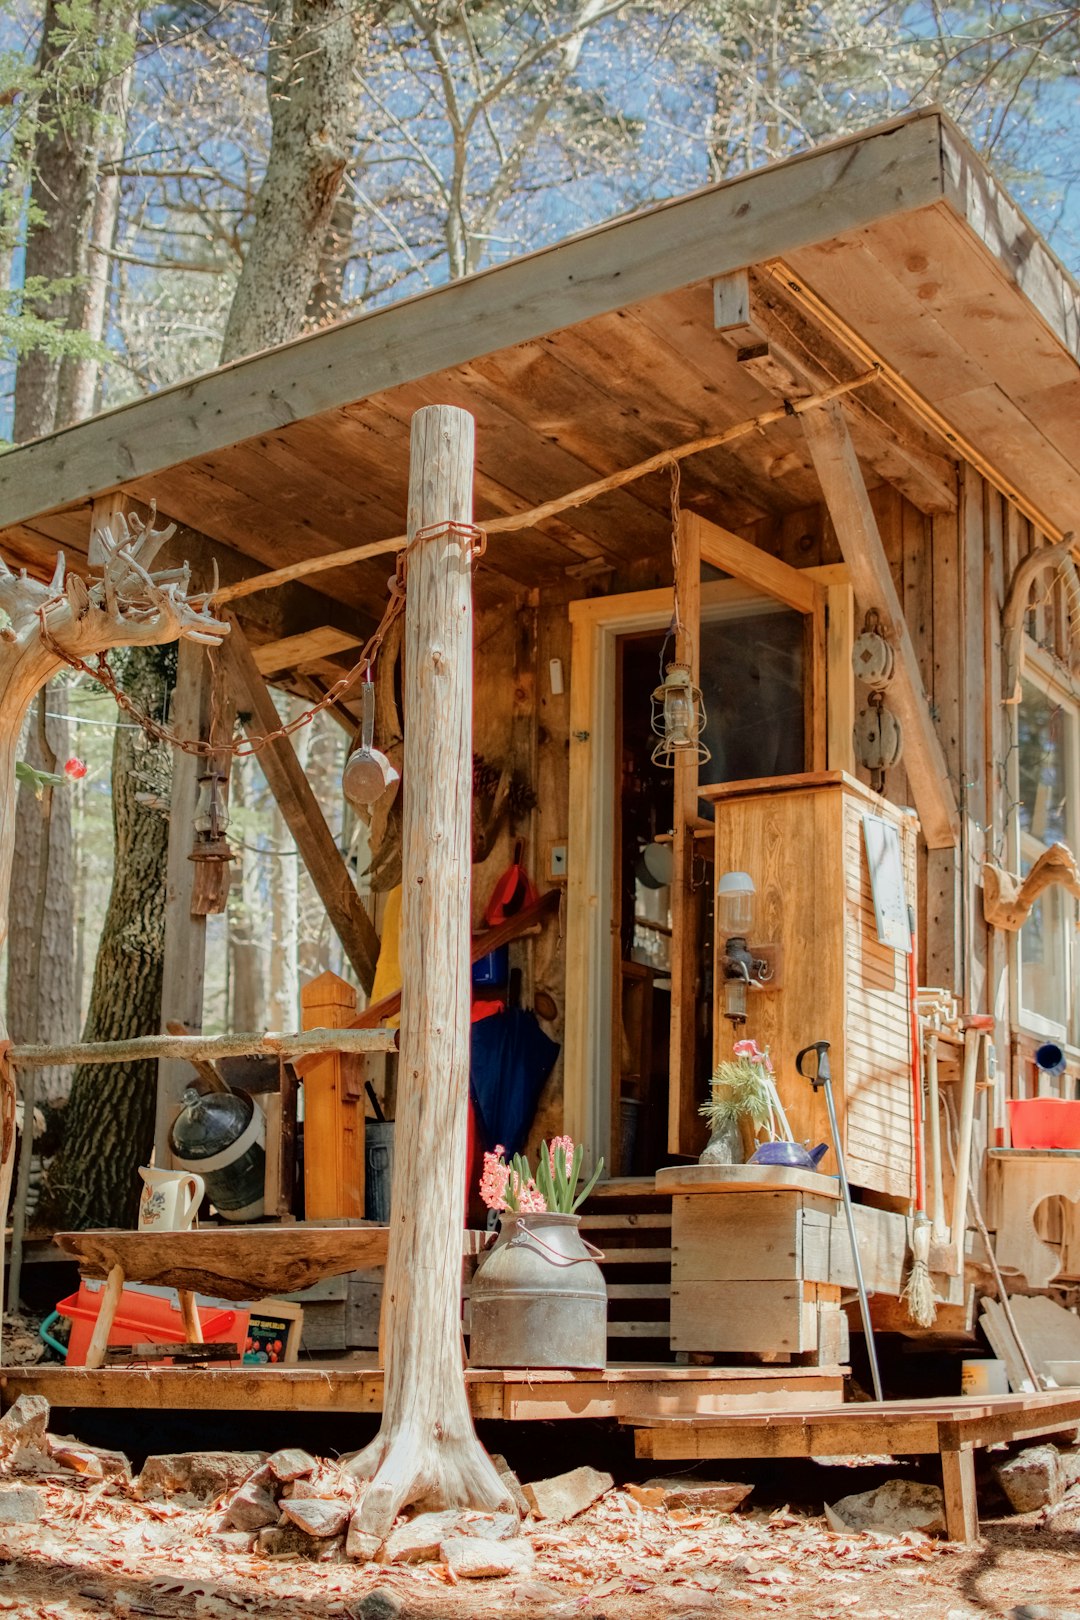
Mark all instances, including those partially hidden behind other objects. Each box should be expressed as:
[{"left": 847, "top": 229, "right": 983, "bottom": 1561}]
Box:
[{"left": 1, "top": 0, "right": 1078, "bottom": 1230}]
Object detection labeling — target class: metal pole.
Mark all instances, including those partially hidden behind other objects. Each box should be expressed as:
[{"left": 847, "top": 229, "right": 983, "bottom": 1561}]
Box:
[{"left": 798, "top": 1040, "right": 884, "bottom": 1403}]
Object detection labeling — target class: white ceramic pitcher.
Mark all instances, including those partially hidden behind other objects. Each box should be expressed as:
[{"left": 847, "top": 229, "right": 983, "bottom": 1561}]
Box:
[{"left": 138, "top": 1166, "right": 205, "bottom": 1232}]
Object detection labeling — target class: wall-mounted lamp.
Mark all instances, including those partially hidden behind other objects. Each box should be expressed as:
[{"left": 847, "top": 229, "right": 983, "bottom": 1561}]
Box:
[
  {"left": 651, "top": 661, "right": 709, "bottom": 769},
  {"left": 717, "top": 870, "right": 772, "bottom": 1027}
]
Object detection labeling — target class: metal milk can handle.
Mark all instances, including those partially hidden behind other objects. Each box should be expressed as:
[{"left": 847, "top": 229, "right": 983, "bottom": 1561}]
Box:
[{"left": 506, "top": 1226, "right": 606, "bottom": 1265}]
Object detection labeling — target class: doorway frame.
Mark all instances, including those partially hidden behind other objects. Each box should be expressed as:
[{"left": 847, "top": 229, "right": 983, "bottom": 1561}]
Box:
[{"left": 563, "top": 536, "right": 853, "bottom": 1167}]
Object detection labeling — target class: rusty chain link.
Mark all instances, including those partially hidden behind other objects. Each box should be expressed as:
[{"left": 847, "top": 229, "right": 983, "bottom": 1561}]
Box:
[{"left": 35, "top": 521, "right": 485, "bottom": 759}]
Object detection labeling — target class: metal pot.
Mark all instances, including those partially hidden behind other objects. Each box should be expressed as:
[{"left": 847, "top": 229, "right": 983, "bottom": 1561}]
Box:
[
  {"left": 749, "top": 1139, "right": 829, "bottom": 1171},
  {"left": 170, "top": 1085, "right": 265, "bottom": 1222},
  {"left": 469, "top": 1212, "right": 607, "bottom": 1370}
]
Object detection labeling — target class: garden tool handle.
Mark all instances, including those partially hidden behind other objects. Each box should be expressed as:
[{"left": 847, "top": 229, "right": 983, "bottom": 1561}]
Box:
[{"left": 796, "top": 1040, "right": 831, "bottom": 1089}]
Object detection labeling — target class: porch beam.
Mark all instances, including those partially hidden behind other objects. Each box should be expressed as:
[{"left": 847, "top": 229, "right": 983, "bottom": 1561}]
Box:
[
  {"left": 222, "top": 613, "right": 380, "bottom": 991},
  {"left": 801, "top": 402, "right": 960, "bottom": 849},
  {"left": 713, "top": 268, "right": 957, "bottom": 515}
]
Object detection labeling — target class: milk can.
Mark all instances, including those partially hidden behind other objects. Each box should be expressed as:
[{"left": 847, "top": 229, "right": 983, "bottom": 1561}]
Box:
[
  {"left": 170, "top": 1085, "right": 266, "bottom": 1222},
  {"left": 469, "top": 1212, "right": 607, "bottom": 1369}
]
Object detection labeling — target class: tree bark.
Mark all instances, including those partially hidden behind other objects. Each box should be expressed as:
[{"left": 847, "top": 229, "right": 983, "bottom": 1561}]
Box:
[
  {"left": 7, "top": 683, "right": 76, "bottom": 1102},
  {"left": 350, "top": 406, "right": 510, "bottom": 1533},
  {"left": 13, "top": 0, "right": 136, "bottom": 441},
  {"left": 219, "top": 0, "right": 364, "bottom": 363},
  {"left": 38, "top": 648, "right": 176, "bottom": 1230}
]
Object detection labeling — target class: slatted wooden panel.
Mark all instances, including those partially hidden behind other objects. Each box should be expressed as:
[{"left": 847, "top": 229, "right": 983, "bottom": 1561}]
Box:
[{"left": 841, "top": 793, "right": 917, "bottom": 1199}]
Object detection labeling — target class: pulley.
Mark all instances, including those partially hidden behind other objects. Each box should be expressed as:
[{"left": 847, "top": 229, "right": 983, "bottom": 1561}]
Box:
[
  {"left": 852, "top": 609, "right": 894, "bottom": 691},
  {"left": 854, "top": 690, "right": 903, "bottom": 794}
]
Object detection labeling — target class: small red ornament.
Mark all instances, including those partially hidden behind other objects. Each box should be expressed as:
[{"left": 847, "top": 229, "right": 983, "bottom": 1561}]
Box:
[{"left": 64, "top": 757, "right": 87, "bottom": 780}]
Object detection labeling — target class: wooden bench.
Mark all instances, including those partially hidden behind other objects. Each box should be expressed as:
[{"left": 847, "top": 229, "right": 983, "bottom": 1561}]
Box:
[
  {"left": 628, "top": 1389, "right": 1080, "bottom": 1542},
  {"left": 55, "top": 1226, "right": 489, "bottom": 1368}
]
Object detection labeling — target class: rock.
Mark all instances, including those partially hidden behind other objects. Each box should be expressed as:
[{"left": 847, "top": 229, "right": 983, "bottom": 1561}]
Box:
[
  {"left": 266, "top": 1447, "right": 317, "bottom": 1483},
  {"left": 998, "top": 1446, "right": 1067, "bottom": 1514},
  {"left": 625, "top": 1484, "right": 667, "bottom": 1510},
  {"left": 0, "top": 1485, "right": 42, "bottom": 1523},
  {"left": 825, "top": 1479, "right": 946, "bottom": 1536},
  {"left": 640, "top": 1477, "right": 752, "bottom": 1512},
  {"left": 1011, "top": 1609, "right": 1080, "bottom": 1620},
  {"left": 281, "top": 1496, "right": 351, "bottom": 1538},
  {"left": 47, "top": 1435, "right": 130, "bottom": 1482},
  {"left": 137, "top": 1451, "right": 265, "bottom": 1504},
  {"left": 346, "top": 1512, "right": 383, "bottom": 1563},
  {"left": 522, "top": 1465, "right": 613, "bottom": 1523},
  {"left": 356, "top": 1589, "right": 404, "bottom": 1620},
  {"left": 223, "top": 1477, "right": 280, "bottom": 1533},
  {"left": 490, "top": 1453, "right": 530, "bottom": 1517},
  {"left": 256, "top": 1525, "right": 344, "bottom": 1561},
  {"left": 206, "top": 1531, "right": 257, "bottom": 1555},
  {"left": 440, "top": 1535, "right": 535, "bottom": 1579},
  {"left": 383, "top": 1510, "right": 464, "bottom": 1564},
  {"left": 0, "top": 1395, "right": 50, "bottom": 1472}
]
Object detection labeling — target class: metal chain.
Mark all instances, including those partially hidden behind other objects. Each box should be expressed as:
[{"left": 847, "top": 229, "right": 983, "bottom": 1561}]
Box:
[{"left": 35, "top": 521, "right": 485, "bottom": 760}]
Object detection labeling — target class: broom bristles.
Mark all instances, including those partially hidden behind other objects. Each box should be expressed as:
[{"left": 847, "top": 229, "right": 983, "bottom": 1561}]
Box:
[
  {"left": 901, "top": 1257, "right": 937, "bottom": 1329},
  {"left": 902, "top": 1219, "right": 938, "bottom": 1329}
]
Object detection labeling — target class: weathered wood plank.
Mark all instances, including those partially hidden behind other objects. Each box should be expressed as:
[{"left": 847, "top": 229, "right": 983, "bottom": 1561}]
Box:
[
  {"left": 223, "top": 615, "right": 379, "bottom": 991},
  {"left": 801, "top": 402, "right": 960, "bottom": 848}
]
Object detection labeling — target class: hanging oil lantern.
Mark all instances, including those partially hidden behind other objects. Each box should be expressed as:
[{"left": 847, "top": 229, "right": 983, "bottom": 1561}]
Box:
[{"left": 650, "top": 661, "right": 710, "bottom": 768}]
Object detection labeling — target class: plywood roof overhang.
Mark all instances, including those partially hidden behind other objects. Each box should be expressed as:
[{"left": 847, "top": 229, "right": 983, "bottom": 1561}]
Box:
[{"left": 0, "top": 106, "right": 1077, "bottom": 656}]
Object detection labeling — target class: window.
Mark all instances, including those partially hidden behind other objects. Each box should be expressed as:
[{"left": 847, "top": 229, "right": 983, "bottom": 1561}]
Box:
[{"left": 1015, "top": 670, "right": 1080, "bottom": 1041}]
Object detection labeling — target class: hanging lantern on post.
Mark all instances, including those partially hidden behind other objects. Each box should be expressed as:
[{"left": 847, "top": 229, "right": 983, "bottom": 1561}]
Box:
[
  {"left": 650, "top": 661, "right": 710, "bottom": 769},
  {"left": 190, "top": 768, "right": 234, "bottom": 915}
]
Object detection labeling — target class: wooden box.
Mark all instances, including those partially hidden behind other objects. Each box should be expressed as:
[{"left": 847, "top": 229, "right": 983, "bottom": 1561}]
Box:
[
  {"left": 703, "top": 771, "right": 917, "bottom": 1200},
  {"left": 665, "top": 1178, "right": 848, "bottom": 1359}
]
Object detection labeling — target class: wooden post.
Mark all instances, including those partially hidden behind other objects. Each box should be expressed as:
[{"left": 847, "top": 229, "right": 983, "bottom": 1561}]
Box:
[
  {"left": 349, "top": 405, "right": 511, "bottom": 1536},
  {"left": 668, "top": 509, "right": 703, "bottom": 1156},
  {"left": 300, "top": 971, "right": 363, "bottom": 1220},
  {"left": 155, "top": 638, "right": 212, "bottom": 1163}
]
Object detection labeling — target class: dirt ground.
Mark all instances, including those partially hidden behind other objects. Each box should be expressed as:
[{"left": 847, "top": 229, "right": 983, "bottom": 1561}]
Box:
[{"left": 1, "top": 1478, "right": 1078, "bottom": 1620}]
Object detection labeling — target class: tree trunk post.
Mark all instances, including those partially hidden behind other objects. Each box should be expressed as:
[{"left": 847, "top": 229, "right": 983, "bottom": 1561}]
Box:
[{"left": 350, "top": 405, "right": 511, "bottom": 1534}]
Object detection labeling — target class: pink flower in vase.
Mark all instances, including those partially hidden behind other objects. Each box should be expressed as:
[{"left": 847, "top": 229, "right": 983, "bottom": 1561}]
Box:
[
  {"left": 64, "top": 757, "right": 87, "bottom": 780},
  {"left": 516, "top": 1179, "right": 548, "bottom": 1214},
  {"left": 548, "top": 1134, "right": 575, "bottom": 1176},
  {"left": 479, "top": 1150, "right": 511, "bottom": 1212}
]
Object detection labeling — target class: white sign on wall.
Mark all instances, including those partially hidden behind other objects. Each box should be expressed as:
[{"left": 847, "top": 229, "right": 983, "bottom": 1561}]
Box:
[{"left": 862, "top": 814, "right": 912, "bottom": 954}]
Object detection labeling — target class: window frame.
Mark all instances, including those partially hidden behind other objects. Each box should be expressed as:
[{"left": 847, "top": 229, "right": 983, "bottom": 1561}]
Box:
[{"left": 1009, "top": 639, "right": 1080, "bottom": 1052}]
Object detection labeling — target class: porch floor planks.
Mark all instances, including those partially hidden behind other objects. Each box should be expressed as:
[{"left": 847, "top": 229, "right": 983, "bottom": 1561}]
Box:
[
  {"left": 629, "top": 1388, "right": 1080, "bottom": 1542},
  {"left": 0, "top": 1360, "right": 846, "bottom": 1421}
]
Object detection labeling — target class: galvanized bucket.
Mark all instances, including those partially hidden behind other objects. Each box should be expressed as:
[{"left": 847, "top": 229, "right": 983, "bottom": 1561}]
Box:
[{"left": 468, "top": 1211, "right": 607, "bottom": 1370}]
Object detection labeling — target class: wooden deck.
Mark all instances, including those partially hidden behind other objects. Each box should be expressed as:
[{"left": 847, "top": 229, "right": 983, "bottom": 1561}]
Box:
[
  {"left": 0, "top": 1360, "right": 845, "bottom": 1422},
  {"left": 629, "top": 1389, "right": 1080, "bottom": 1542}
]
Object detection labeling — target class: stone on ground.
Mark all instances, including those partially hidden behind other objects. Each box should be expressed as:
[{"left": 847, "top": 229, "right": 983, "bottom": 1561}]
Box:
[
  {"left": 523, "top": 1465, "right": 613, "bottom": 1522},
  {"left": 383, "top": 1511, "right": 468, "bottom": 1564},
  {"left": 0, "top": 1394, "right": 50, "bottom": 1470},
  {"left": 280, "top": 1495, "right": 351, "bottom": 1538},
  {"left": 256, "top": 1525, "right": 345, "bottom": 1560},
  {"left": 206, "top": 1530, "right": 257, "bottom": 1555},
  {"left": 266, "top": 1447, "right": 317, "bottom": 1483},
  {"left": 356, "top": 1589, "right": 404, "bottom": 1620},
  {"left": 0, "top": 1485, "right": 42, "bottom": 1523},
  {"left": 640, "top": 1477, "right": 752, "bottom": 1512},
  {"left": 997, "top": 1445, "right": 1067, "bottom": 1514},
  {"left": 47, "top": 1435, "right": 130, "bottom": 1481},
  {"left": 440, "top": 1534, "right": 535, "bottom": 1579},
  {"left": 222, "top": 1476, "right": 280, "bottom": 1533},
  {"left": 825, "top": 1478, "right": 946, "bottom": 1536},
  {"left": 490, "top": 1453, "right": 530, "bottom": 1517},
  {"left": 346, "top": 1510, "right": 383, "bottom": 1562},
  {"left": 137, "top": 1451, "right": 265, "bottom": 1503}
]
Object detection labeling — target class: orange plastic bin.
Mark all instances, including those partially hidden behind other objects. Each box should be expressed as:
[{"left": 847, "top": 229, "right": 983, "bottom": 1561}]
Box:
[
  {"left": 57, "top": 1279, "right": 248, "bottom": 1366},
  {"left": 1007, "top": 1098, "right": 1080, "bottom": 1151}
]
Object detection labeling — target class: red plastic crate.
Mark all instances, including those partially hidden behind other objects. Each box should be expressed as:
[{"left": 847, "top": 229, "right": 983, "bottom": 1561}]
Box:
[
  {"left": 1008, "top": 1097, "right": 1080, "bottom": 1151},
  {"left": 57, "top": 1280, "right": 248, "bottom": 1366}
]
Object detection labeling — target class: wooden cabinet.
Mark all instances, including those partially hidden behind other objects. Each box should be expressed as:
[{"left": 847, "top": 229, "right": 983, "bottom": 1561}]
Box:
[{"left": 701, "top": 771, "right": 916, "bottom": 1201}]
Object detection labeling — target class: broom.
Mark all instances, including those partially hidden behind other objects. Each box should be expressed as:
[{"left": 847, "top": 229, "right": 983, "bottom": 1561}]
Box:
[{"left": 901, "top": 906, "right": 937, "bottom": 1328}]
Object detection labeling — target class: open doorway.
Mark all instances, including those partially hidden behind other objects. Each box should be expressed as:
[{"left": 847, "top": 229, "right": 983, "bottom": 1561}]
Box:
[{"left": 611, "top": 600, "right": 807, "bottom": 1175}]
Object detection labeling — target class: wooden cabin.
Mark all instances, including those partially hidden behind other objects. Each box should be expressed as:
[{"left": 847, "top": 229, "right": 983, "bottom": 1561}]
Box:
[{"left": 2, "top": 106, "right": 1080, "bottom": 1412}]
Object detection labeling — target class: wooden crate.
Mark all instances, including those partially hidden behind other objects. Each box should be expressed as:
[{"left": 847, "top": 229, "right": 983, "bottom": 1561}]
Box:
[
  {"left": 668, "top": 1186, "right": 848, "bottom": 1359},
  {"left": 703, "top": 770, "right": 916, "bottom": 1201}
]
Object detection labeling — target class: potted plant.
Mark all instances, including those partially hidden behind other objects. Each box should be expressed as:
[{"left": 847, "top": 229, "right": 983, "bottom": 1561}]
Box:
[
  {"left": 699, "top": 1038, "right": 777, "bottom": 1165},
  {"left": 469, "top": 1136, "right": 608, "bottom": 1370}
]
